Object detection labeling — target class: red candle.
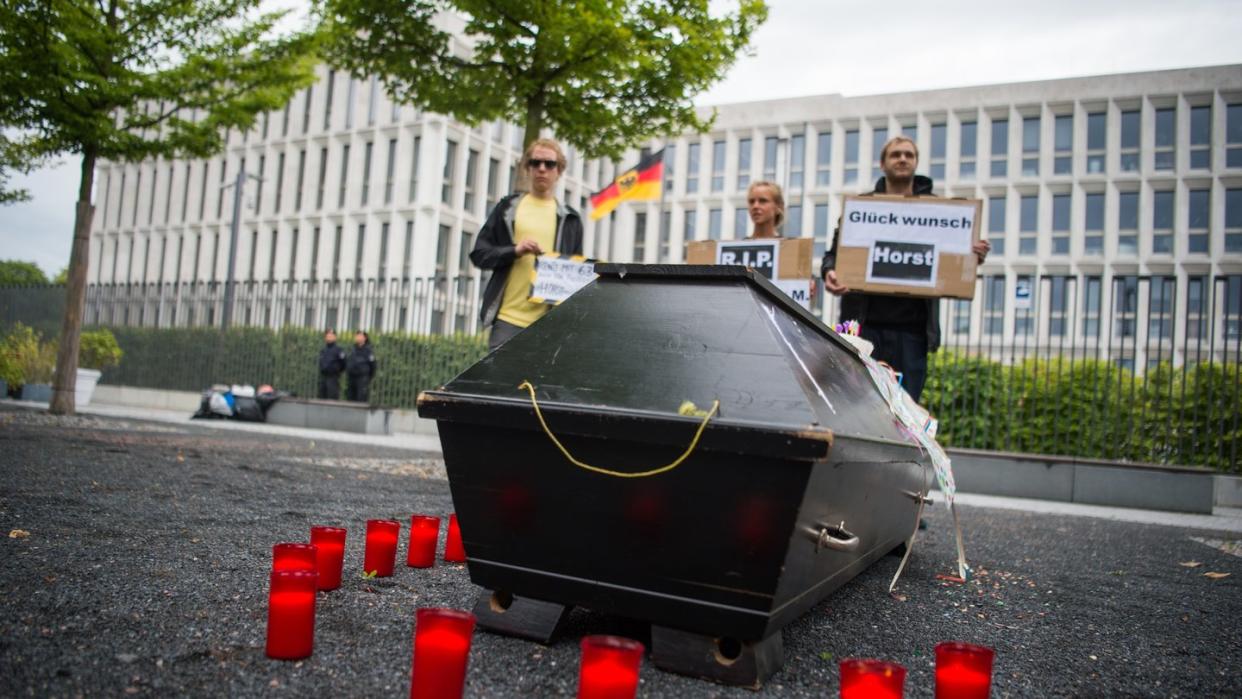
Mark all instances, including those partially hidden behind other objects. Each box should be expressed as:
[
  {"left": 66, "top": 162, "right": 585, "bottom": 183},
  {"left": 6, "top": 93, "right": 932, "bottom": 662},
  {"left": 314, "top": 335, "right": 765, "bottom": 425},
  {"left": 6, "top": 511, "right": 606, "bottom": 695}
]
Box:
[
  {"left": 409, "top": 607, "right": 476, "bottom": 699},
  {"left": 935, "top": 642, "right": 994, "bottom": 699},
  {"left": 443, "top": 513, "right": 466, "bottom": 563},
  {"left": 839, "top": 658, "right": 906, "bottom": 699},
  {"left": 577, "top": 635, "right": 644, "bottom": 699},
  {"left": 310, "top": 526, "right": 347, "bottom": 590},
  {"left": 407, "top": 515, "right": 441, "bottom": 568},
  {"left": 272, "top": 543, "right": 318, "bottom": 573},
  {"left": 364, "top": 519, "right": 401, "bottom": 577},
  {"left": 265, "top": 569, "right": 318, "bottom": 659}
]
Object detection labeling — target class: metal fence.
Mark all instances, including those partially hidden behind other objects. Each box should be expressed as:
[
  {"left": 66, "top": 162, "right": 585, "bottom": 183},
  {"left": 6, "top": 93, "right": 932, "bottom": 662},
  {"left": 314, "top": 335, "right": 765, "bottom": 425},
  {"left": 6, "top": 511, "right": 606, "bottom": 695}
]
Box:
[{"left": 2, "top": 273, "right": 1239, "bottom": 470}]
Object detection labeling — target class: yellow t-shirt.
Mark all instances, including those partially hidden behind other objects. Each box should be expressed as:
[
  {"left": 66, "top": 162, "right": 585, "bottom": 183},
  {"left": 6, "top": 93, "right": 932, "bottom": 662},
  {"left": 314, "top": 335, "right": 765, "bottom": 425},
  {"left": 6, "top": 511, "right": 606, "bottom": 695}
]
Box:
[{"left": 497, "top": 195, "right": 558, "bottom": 328}]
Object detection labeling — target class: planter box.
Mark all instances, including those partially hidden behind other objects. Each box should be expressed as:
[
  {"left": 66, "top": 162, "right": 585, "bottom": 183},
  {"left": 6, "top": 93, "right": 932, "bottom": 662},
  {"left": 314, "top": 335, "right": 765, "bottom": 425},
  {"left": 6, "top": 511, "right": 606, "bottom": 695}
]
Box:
[
  {"left": 76, "top": 368, "right": 102, "bottom": 407},
  {"left": 20, "top": 383, "right": 53, "bottom": 403}
]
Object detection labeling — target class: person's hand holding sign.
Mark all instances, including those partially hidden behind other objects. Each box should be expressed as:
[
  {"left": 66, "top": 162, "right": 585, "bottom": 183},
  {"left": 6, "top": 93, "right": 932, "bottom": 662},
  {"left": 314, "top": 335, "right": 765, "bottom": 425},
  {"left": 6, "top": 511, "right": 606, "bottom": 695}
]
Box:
[
  {"left": 972, "top": 239, "right": 991, "bottom": 264},
  {"left": 823, "top": 269, "right": 849, "bottom": 296},
  {"left": 515, "top": 238, "right": 544, "bottom": 257}
]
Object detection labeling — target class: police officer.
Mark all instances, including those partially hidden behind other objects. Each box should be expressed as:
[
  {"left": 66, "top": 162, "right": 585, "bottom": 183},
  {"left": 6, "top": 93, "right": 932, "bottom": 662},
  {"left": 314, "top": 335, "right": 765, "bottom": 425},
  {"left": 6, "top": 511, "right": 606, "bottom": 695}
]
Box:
[
  {"left": 317, "top": 328, "right": 347, "bottom": 400},
  {"left": 345, "top": 331, "right": 377, "bottom": 403}
]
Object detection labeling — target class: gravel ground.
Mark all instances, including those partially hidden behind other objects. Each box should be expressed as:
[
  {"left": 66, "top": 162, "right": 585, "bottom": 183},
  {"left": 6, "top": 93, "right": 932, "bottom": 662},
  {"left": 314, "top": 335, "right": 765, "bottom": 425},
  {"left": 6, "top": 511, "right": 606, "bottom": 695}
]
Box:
[{"left": 1, "top": 405, "right": 1240, "bottom": 698}]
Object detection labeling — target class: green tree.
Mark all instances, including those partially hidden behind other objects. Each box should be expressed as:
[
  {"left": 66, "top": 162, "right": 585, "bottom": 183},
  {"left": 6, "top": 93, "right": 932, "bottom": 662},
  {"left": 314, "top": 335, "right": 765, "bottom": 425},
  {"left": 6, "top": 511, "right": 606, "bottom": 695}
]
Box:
[
  {"left": 316, "top": 0, "right": 767, "bottom": 159},
  {"left": 0, "top": 135, "right": 33, "bottom": 205},
  {"left": 0, "top": 0, "right": 319, "bottom": 414},
  {"left": 52, "top": 266, "right": 69, "bottom": 285},
  {"left": 0, "top": 260, "right": 49, "bottom": 286}
]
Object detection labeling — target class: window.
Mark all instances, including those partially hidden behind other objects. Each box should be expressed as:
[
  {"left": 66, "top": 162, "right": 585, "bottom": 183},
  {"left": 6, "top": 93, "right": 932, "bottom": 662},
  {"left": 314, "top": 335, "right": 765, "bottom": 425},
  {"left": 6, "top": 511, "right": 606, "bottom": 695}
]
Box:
[
  {"left": 1152, "top": 190, "right": 1173, "bottom": 254},
  {"left": 1227, "top": 188, "right": 1242, "bottom": 252},
  {"left": 952, "top": 299, "right": 971, "bottom": 334},
  {"left": 1015, "top": 274, "right": 1033, "bottom": 337},
  {"left": 409, "top": 136, "right": 421, "bottom": 203},
  {"left": 984, "top": 276, "right": 1005, "bottom": 335},
  {"left": 1149, "top": 276, "right": 1174, "bottom": 342},
  {"left": 1229, "top": 103, "right": 1242, "bottom": 167},
  {"left": 1188, "top": 188, "right": 1210, "bottom": 253},
  {"left": 734, "top": 208, "right": 748, "bottom": 238},
  {"left": 198, "top": 162, "right": 209, "bottom": 220},
  {"left": 464, "top": 149, "right": 479, "bottom": 213},
  {"left": 737, "top": 137, "right": 752, "bottom": 190},
  {"left": 1229, "top": 276, "right": 1242, "bottom": 342},
  {"left": 1189, "top": 106, "right": 1210, "bottom": 169},
  {"left": 711, "top": 140, "right": 725, "bottom": 192},
  {"left": 685, "top": 208, "right": 698, "bottom": 241},
  {"left": 441, "top": 139, "right": 456, "bottom": 205},
  {"left": 148, "top": 167, "right": 158, "bottom": 224},
  {"left": 1086, "top": 112, "right": 1106, "bottom": 174},
  {"left": 1083, "top": 276, "right": 1102, "bottom": 339},
  {"left": 253, "top": 155, "right": 266, "bottom": 215},
  {"left": 1054, "top": 114, "right": 1072, "bottom": 174},
  {"left": 354, "top": 224, "right": 366, "bottom": 280},
  {"left": 1120, "top": 109, "right": 1140, "bottom": 172},
  {"left": 294, "top": 149, "right": 306, "bottom": 211},
  {"left": 174, "top": 235, "right": 184, "bottom": 284},
  {"left": 929, "top": 123, "right": 946, "bottom": 180},
  {"left": 1021, "top": 115, "right": 1039, "bottom": 176},
  {"left": 288, "top": 228, "right": 299, "bottom": 281},
  {"left": 274, "top": 153, "right": 285, "bottom": 213},
  {"left": 1186, "top": 276, "right": 1208, "bottom": 342},
  {"left": 762, "top": 136, "right": 778, "bottom": 181},
  {"left": 133, "top": 170, "right": 142, "bottom": 226},
  {"left": 384, "top": 139, "right": 397, "bottom": 204},
  {"left": 282, "top": 101, "right": 291, "bottom": 137},
  {"left": 457, "top": 230, "right": 473, "bottom": 275},
  {"left": 302, "top": 84, "right": 313, "bottom": 133},
  {"left": 248, "top": 230, "right": 258, "bottom": 281},
  {"left": 686, "top": 142, "right": 701, "bottom": 193},
  {"left": 633, "top": 212, "right": 647, "bottom": 261},
  {"left": 434, "top": 225, "right": 451, "bottom": 280},
  {"left": 1019, "top": 194, "right": 1037, "bottom": 255},
  {"left": 361, "top": 141, "right": 373, "bottom": 205},
  {"left": 786, "top": 204, "right": 802, "bottom": 237},
  {"left": 844, "top": 129, "right": 859, "bottom": 184},
  {"left": 402, "top": 221, "right": 414, "bottom": 281},
  {"left": 310, "top": 227, "right": 320, "bottom": 281},
  {"left": 1048, "top": 276, "right": 1069, "bottom": 337},
  {"left": 987, "top": 196, "right": 1006, "bottom": 256},
  {"left": 708, "top": 208, "right": 722, "bottom": 240},
  {"left": 871, "top": 126, "right": 887, "bottom": 170},
  {"left": 990, "top": 118, "right": 1008, "bottom": 178},
  {"left": 323, "top": 70, "right": 335, "bottom": 130},
  {"left": 337, "top": 144, "right": 350, "bottom": 208},
  {"left": 813, "top": 203, "right": 829, "bottom": 258},
  {"left": 815, "top": 131, "right": 831, "bottom": 187},
  {"left": 1114, "top": 275, "right": 1138, "bottom": 338},
  {"left": 367, "top": 75, "right": 378, "bottom": 126},
  {"left": 1051, "top": 193, "right": 1070, "bottom": 255},
  {"left": 192, "top": 234, "right": 202, "bottom": 282},
  {"left": 1154, "top": 108, "right": 1175, "bottom": 171},
  {"left": 1118, "top": 191, "right": 1138, "bottom": 255},
  {"left": 486, "top": 157, "right": 500, "bottom": 213},
  {"left": 268, "top": 229, "right": 278, "bottom": 281},
  {"left": 262, "top": 112, "right": 270, "bottom": 140},
  {"left": 316, "top": 147, "right": 328, "bottom": 210},
  {"left": 789, "top": 135, "right": 805, "bottom": 189},
  {"left": 664, "top": 144, "right": 676, "bottom": 193},
  {"left": 959, "top": 121, "right": 977, "bottom": 179},
  {"left": 157, "top": 236, "right": 167, "bottom": 283},
  {"left": 332, "top": 225, "right": 343, "bottom": 281},
  {"left": 378, "top": 223, "right": 390, "bottom": 279},
  {"left": 1084, "top": 192, "right": 1104, "bottom": 254}
]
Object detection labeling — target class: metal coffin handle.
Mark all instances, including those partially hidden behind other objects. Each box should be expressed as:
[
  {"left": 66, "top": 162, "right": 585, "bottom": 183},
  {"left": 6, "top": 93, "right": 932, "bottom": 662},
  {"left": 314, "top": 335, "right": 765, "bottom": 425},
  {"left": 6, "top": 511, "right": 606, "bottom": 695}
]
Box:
[{"left": 810, "top": 521, "right": 859, "bottom": 553}]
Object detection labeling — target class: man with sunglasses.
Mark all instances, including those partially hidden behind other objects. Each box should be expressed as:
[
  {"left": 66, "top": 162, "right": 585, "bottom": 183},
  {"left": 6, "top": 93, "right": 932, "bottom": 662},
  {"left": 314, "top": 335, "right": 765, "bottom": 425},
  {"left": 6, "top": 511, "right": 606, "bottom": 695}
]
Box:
[{"left": 471, "top": 138, "right": 584, "bottom": 350}]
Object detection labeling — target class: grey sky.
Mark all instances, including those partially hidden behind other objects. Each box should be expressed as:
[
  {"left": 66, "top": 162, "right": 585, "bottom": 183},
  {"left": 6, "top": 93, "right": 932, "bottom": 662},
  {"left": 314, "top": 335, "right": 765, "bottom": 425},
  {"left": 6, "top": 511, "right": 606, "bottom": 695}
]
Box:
[{"left": 4, "top": 0, "right": 1241, "bottom": 277}]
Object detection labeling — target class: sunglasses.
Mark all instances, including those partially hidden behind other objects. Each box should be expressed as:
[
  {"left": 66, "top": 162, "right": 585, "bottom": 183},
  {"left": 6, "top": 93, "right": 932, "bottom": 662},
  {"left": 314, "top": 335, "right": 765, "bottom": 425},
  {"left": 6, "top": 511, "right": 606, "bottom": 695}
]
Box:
[{"left": 526, "top": 158, "right": 559, "bottom": 171}]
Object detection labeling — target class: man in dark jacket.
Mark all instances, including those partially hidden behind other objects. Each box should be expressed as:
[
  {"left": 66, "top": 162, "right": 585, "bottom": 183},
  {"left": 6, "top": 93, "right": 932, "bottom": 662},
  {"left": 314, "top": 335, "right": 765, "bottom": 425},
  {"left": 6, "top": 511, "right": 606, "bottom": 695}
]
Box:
[
  {"left": 345, "top": 331, "right": 377, "bottom": 403},
  {"left": 822, "top": 136, "right": 990, "bottom": 402},
  {"left": 470, "top": 137, "right": 584, "bottom": 351},
  {"left": 317, "top": 329, "right": 347, "bottom": 400}
]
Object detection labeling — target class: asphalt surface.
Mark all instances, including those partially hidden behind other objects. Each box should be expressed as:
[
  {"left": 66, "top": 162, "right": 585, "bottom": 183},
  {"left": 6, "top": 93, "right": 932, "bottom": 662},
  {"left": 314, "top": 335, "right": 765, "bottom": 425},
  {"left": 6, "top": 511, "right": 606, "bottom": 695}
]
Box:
[{"left": 1, "top": 405, "right": 1239, "bottom": 698}]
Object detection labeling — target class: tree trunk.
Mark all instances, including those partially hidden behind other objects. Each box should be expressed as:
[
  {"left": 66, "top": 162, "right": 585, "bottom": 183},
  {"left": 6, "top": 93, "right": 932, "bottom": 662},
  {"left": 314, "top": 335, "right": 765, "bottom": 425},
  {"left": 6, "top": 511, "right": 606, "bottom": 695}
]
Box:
[
  {"left": 49, "top": 148, "right": 97, "bottom": 415},
  {"left": 517, "top": 93, "right": 546, "bottom": 192}
]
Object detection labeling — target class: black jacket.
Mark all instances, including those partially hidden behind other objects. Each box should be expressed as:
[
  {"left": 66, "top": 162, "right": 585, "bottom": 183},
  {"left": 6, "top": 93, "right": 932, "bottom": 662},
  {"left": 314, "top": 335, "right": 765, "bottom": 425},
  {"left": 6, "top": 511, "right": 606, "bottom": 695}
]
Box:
[
  {"left": 821, "top": 175, "right": 942, "bottom": 353},
  {"left": 470, "top": 192, "right": 584, "bottom": 327},
  {"left": 346, "top": 343, "right": 376, "bottom": 378},
  {"left": 318, "top": 343, "right": 346, "bottom": 376}
]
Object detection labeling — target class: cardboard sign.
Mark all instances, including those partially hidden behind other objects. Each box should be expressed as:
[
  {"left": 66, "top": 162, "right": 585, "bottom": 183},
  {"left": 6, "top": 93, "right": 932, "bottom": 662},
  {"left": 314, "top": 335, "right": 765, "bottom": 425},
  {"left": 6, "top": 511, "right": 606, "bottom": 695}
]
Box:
[
  {"left": 836, "top": 195, "right": 982, "bottom": 300},
  {"left": 685, "top": 237, "right": 814, "bottom": 309},
  {"left": 529, "top": 254, "right": 597, "bottom": 305}
]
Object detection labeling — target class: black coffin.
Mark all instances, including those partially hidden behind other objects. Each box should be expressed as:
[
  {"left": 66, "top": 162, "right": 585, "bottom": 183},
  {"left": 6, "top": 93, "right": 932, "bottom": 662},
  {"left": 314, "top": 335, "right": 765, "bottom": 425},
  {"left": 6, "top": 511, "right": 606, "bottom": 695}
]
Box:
[{"left": 418, "top": 264, "right": 930, "bottom": 655}]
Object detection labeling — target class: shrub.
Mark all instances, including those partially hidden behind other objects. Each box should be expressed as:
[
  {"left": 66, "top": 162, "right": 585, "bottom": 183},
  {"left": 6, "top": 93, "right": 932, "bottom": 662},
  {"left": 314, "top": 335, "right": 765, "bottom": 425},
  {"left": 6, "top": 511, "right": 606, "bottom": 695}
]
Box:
[
  {"left": 0, "top": 323, "right": 56, "bottom": 386},
  {"left": 79, "top": 328, "right": 123, "bottom": 371}
]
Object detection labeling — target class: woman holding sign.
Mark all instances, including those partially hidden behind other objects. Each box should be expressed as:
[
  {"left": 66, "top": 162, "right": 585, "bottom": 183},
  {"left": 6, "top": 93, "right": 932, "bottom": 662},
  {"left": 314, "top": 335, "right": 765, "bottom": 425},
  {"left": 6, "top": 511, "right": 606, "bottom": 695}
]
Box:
[{"left": 746, "top": 181, "right": 785, "bottom": 239}]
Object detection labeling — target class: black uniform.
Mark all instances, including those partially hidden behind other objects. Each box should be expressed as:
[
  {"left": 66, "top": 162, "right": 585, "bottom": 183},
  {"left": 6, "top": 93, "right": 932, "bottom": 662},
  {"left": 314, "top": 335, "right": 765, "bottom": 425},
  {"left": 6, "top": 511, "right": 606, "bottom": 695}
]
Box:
[
  {"left": 317, "top": 342, "right": 347, "bottom": 399},
  {"left": 345, "top": 342, "right": 377, "bottom": 403}
]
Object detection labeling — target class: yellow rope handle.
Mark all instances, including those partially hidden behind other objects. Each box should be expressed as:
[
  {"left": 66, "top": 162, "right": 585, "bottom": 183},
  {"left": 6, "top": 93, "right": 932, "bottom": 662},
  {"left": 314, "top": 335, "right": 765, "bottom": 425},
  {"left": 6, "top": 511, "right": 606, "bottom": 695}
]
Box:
[{"left": 518, "top": 380, "right": 719, "bottom": 478}]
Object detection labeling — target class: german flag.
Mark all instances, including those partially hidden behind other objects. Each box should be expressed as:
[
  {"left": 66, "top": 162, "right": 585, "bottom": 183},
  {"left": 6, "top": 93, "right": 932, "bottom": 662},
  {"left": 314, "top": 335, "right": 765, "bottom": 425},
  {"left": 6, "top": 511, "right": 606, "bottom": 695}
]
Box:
[{"left": 589, "top": 149, "right": 664, "bottom": 221}]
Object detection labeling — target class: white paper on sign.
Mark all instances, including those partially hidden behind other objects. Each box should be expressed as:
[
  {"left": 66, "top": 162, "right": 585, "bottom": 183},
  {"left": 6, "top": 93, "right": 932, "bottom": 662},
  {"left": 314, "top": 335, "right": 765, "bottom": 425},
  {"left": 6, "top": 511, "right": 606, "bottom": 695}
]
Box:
[
  {"left": 770, "top": 278, "right": 813, "bottom": 309},
  {"left": 841, "top": 198, "right": 975, "bottom": 255},
  {"left": 529, "top": 255, "right": 597, "bottom": 305}
]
